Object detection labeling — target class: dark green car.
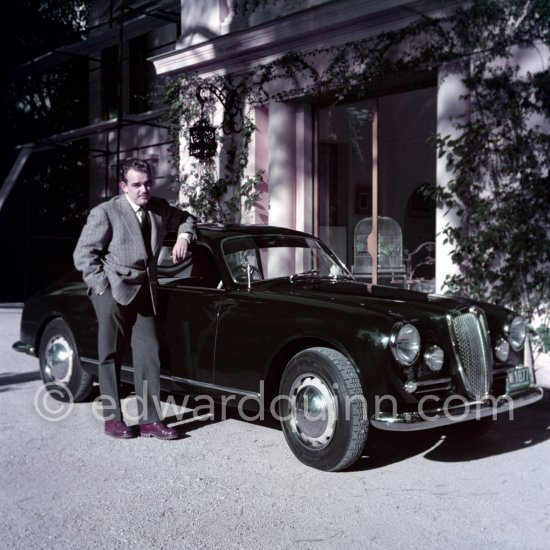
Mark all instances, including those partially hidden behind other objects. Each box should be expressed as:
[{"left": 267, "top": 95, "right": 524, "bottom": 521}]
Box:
[{"left": 13, "top": 224, "right": 543, "bottom": 471}]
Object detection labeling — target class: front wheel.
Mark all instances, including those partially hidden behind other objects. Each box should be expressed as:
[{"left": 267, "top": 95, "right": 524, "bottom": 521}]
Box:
[
  {"left": 38, "top": 318, "right": 94, "bottom": 402},
  {"left": 279, "top": 347, "right": 368, "bottom": 471}
]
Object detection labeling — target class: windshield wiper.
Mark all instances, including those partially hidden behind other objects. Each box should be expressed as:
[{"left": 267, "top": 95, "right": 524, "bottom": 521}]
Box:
[
  {"left": 289, "top": 270, "right": 321, "bottom": 282},
  {"left": 295, "top": 269, "right": 321, "bottom": 277},
  {"left": 289, "top": 269, "right": 354, "bottom": 283}
]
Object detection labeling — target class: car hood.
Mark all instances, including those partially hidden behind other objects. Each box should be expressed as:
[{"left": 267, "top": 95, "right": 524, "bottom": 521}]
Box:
[{"left": 252, "top": 278, "right": 509, "bottom": 322}]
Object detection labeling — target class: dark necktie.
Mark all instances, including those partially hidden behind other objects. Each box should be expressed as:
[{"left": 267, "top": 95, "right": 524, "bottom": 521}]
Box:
[{"left": 137, "top": 207, "right": 152, "bottom": 260}]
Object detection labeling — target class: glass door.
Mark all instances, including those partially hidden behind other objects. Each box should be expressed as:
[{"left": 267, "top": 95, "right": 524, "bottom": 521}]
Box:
[{"left": 316, "top": 86, "right": 437, "bottom": 290}]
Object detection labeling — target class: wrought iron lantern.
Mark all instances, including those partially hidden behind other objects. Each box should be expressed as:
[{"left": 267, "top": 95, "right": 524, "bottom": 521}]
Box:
[
  {"left": 189, "top": 116, "right": 217, "bottom": 160},
  {"left": 189, "top": 83, "right": 244, "bottom": 161}
]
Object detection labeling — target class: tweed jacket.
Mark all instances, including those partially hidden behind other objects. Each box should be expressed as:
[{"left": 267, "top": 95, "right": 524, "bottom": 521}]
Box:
[{"left": 73, "top": 194, "right": 196, "bottom": 312}]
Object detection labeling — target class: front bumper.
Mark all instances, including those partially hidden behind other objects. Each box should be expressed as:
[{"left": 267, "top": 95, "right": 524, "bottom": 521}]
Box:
[{"left": 371, "top": 386, "right": 544, "bottom": 431}]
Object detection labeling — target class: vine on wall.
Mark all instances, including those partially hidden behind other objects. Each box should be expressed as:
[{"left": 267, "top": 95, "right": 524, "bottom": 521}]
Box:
[
  {"left": 427, "top": 0, "right": 550, "bottom": 351},
  {"left": 163, "top": 72, "right": 262, "bottom": 223},
  {"left": 164, "top": 0, "right": 550, "bottom": 348}
]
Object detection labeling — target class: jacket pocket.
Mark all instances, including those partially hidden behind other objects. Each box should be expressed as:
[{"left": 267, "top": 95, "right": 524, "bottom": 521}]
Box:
[{"left": 103, "top": 262, "right": 131, "bottom": 276}]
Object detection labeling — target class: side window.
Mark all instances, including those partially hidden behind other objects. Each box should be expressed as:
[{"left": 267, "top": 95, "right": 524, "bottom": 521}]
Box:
[{"left": 158, "top": 243, "right": 222, "bottom": 289}]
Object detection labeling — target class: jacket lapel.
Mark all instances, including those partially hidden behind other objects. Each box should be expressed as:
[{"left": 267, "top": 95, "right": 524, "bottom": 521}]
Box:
[
  {"left": 146, "top": 197, "right": 165, "bottom": 255},
  {"left": 148, "top": 209, "right": 160, "bottom": 254}
]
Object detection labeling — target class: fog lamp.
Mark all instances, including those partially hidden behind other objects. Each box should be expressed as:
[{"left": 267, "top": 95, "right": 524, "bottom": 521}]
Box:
[
  {"left": 424, "top": 345, "right": 444, "bottom": 372},
  {"left": 495, "top": 338, "right": 510, "bottom": 362}
]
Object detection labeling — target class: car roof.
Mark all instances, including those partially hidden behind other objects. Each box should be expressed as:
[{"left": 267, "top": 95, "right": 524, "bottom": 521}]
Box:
[{"left": 196, "top": 223, "right": 314, "bottom": 243}]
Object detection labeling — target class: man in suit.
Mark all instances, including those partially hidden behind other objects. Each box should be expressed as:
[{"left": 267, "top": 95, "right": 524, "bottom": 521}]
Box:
[{"left": 74, "top": 158, "right": 196, "bottom": 439}]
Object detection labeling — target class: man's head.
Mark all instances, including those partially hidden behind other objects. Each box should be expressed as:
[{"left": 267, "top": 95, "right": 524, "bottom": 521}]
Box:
[{"left": 119, "top": 158, "right": 153, "bottom": 207}]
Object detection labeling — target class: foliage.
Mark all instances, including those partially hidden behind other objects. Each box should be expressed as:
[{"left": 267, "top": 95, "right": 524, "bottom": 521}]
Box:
[
  {"left": 1, "top": 0, "right": 90, "bottom": 149},
  {"left": 234, "top": 0, "right": 272, "bottom": 15},
  {"left": 163, "top": 73, "right": 262, "bottom": 223},
  {"left": 163, "top": 0, "right": 549, "bottom": 346},
  {"left": 428, "top": 0, "right": 550, "bottom": 350}
]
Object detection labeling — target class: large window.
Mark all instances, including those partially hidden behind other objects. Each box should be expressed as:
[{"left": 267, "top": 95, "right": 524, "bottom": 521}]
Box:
[
  {"left": 317, "top": 86, "right": 437, "bottom": 290},
  {"left": 101, "top": 45, "right": 119, "bottom": 120},
  {"left": 129, "top": 33, "right": 151, "bottom": 114}
]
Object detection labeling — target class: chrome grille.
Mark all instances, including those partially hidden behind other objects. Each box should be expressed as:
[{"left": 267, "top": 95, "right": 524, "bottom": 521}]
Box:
[{"left": 450, "top": 308, "right": 492, "bottom": 400}]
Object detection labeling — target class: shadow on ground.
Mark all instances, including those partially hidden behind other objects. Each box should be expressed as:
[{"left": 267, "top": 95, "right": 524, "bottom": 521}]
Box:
[
  {"left": 157, "top": 388, "right": 550, "bottom": 472},
  {"left": 0, "top": 371, "right": 41, "bottom": 393},
  {"left": 41, "top": 381, "right": 550, "bottom": 471},
  {"left": 350, "top": 389, "right": 550, "bottom": 471}
]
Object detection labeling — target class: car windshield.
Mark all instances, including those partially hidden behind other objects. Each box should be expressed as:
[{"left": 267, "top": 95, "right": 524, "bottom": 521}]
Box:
[{"left": 222, "top": 235, "right": 351, "bottom": 283}]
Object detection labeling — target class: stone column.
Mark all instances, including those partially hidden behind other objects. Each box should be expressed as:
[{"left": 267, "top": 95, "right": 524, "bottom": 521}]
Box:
[{"left": 268, "top": 101, "right": 296, "bottom": 230}]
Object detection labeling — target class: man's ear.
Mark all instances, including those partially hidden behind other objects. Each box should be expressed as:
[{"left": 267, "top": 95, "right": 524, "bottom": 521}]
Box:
[{"left": 119, "top": 181, "right": 128, "bottom": 193}]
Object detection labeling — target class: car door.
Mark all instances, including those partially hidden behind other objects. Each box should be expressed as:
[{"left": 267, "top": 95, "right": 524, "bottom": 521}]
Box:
[
  {"left": 213, "top": 293, "right": 270, "bottom": 394},
  {"left": 156, "top": 242, "right": 224, "bottom": 386}
]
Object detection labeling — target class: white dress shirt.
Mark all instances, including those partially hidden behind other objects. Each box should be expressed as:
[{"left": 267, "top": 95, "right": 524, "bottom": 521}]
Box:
[{"left": 125, "top": 193, "right": 190, "bottom": 242}]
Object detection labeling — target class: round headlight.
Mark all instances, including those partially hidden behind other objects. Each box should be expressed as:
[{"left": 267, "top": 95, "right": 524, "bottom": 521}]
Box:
[
  {"left": 508, "top": 316, "right": 526, "bottom": 351},
  {"left": 391, "top": 324, "right": 420, "bottom": 366},
  {"left": 495, "top": 338, "right": 510, "bottom": 362},
  {"left": 424, "top": 345, "right": 444, "bottom": 372}
]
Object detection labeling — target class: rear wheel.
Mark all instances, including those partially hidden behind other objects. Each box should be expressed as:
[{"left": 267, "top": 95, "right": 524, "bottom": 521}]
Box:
[
  {"left": 38, "top": 318, "right": 94, "bottom": 402},
  {"left": 279, "top": 347, "right": 368, "bottom": 471}
]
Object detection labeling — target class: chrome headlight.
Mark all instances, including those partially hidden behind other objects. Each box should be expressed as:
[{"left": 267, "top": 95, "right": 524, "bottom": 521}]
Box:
[
  {"left": 391, "top": 324, "right": 420, "bottom": 366},
  {"left": 494, "top": 338, "right": 510, "bottom": 362},
  {"left": 424, "top": 345, "right": 444, "bottom": 372},
  {"left": 508, "top": 316, "right": 527, "bottom": 351}
]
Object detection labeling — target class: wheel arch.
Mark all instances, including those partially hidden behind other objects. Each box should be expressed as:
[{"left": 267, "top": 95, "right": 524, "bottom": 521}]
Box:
[
  {"left": 263, "top": 337, "right": 361, "bottom": 404},
  {"left": 34, "top": 313, "right": 66, "bottom": 355},
  {"left": 36, "top": 313, "right": 95, "bottom": 402}
]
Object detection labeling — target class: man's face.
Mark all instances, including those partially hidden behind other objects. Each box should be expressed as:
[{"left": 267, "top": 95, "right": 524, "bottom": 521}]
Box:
[{"left": 120, "top": 168, "right": 152, "bottom": 206}]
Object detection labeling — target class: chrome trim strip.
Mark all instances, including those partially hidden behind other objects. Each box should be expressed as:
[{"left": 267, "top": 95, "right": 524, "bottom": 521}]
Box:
[
  {"left": 82, "top": 358, "right": 135, "bottom": 372},
  {"left": 80, "top": 357, "right": 261, "bottom": 398},
  {"left": 370, "top": 386, "right": 544, "bottom": 431},
  {"left": 80, "top": 356, "right": 99, "bottom": 364},
  {"left": 413, "top": 377, "right": 453, "bottom": 395},
  {"left": 12, "top": 341, "right": 36, "bottom": 356},
  {"left": 170, "top": 375, "right": 261, "bottom": 398},
  {"left": 414, "top": 385, "right": 453, "bottom": 396},
  {"left": 415, "top": 377, "right": 452, "bottom": 389}
]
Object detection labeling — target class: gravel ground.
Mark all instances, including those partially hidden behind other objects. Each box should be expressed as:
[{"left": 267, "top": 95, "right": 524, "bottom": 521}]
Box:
[{"left": 1, "top": 307, "right": 549, "bottom": 550}]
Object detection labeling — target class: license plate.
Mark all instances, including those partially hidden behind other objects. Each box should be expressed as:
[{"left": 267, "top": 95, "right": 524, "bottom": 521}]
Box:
[{"left": 506, "top": 365, "right": 532, "bottom": 393}]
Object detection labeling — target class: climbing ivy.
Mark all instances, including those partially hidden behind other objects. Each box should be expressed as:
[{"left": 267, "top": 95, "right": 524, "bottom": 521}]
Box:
[
  {"left": 163, "top": 73, "right": 262, "bottom": 223},
  {"left": 427, "top": 0, "right": 550, "bottom": 351},
  {"left": 163, "top": 0, "right": 550, "bottom": 349}
]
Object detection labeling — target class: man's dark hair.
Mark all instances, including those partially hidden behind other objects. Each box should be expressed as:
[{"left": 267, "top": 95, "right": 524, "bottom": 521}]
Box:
[{"left": 120, "top": 158, "right": 152, "bottom": 183}]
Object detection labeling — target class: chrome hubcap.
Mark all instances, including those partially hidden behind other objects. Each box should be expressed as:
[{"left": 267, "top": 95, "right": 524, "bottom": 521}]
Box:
[
  {"left": 44, "top": 336, "right": 74, "bottom": 385},
  {"left": 288, "top": 373, "right": 336, "bottom": 449}
]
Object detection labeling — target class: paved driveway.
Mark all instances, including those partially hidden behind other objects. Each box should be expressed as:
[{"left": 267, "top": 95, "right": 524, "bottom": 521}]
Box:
[{"left": 1, "top": 307, "right": 549, "bottom": 549}]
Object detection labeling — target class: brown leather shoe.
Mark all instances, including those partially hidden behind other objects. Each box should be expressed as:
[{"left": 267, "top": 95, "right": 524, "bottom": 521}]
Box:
[
  {"left": 105, "top": 419, "right": 135, "bottom": 439},
  {"left": 140, "top": 421, "right": 179, "bottom": 440}
]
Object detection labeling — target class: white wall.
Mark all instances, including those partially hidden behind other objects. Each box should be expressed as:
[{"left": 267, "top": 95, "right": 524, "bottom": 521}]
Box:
[
  {"left": 268, "top": 102, "right": 296, "bottom": 229},
  {"left": 435, "top": 60, "right": 469, "bottom": 293}
]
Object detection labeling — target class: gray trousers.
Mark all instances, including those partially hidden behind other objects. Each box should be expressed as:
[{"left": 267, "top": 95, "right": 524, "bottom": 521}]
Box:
[{"left": 90, "top": 284, "right": 161, "bottom": 424}]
